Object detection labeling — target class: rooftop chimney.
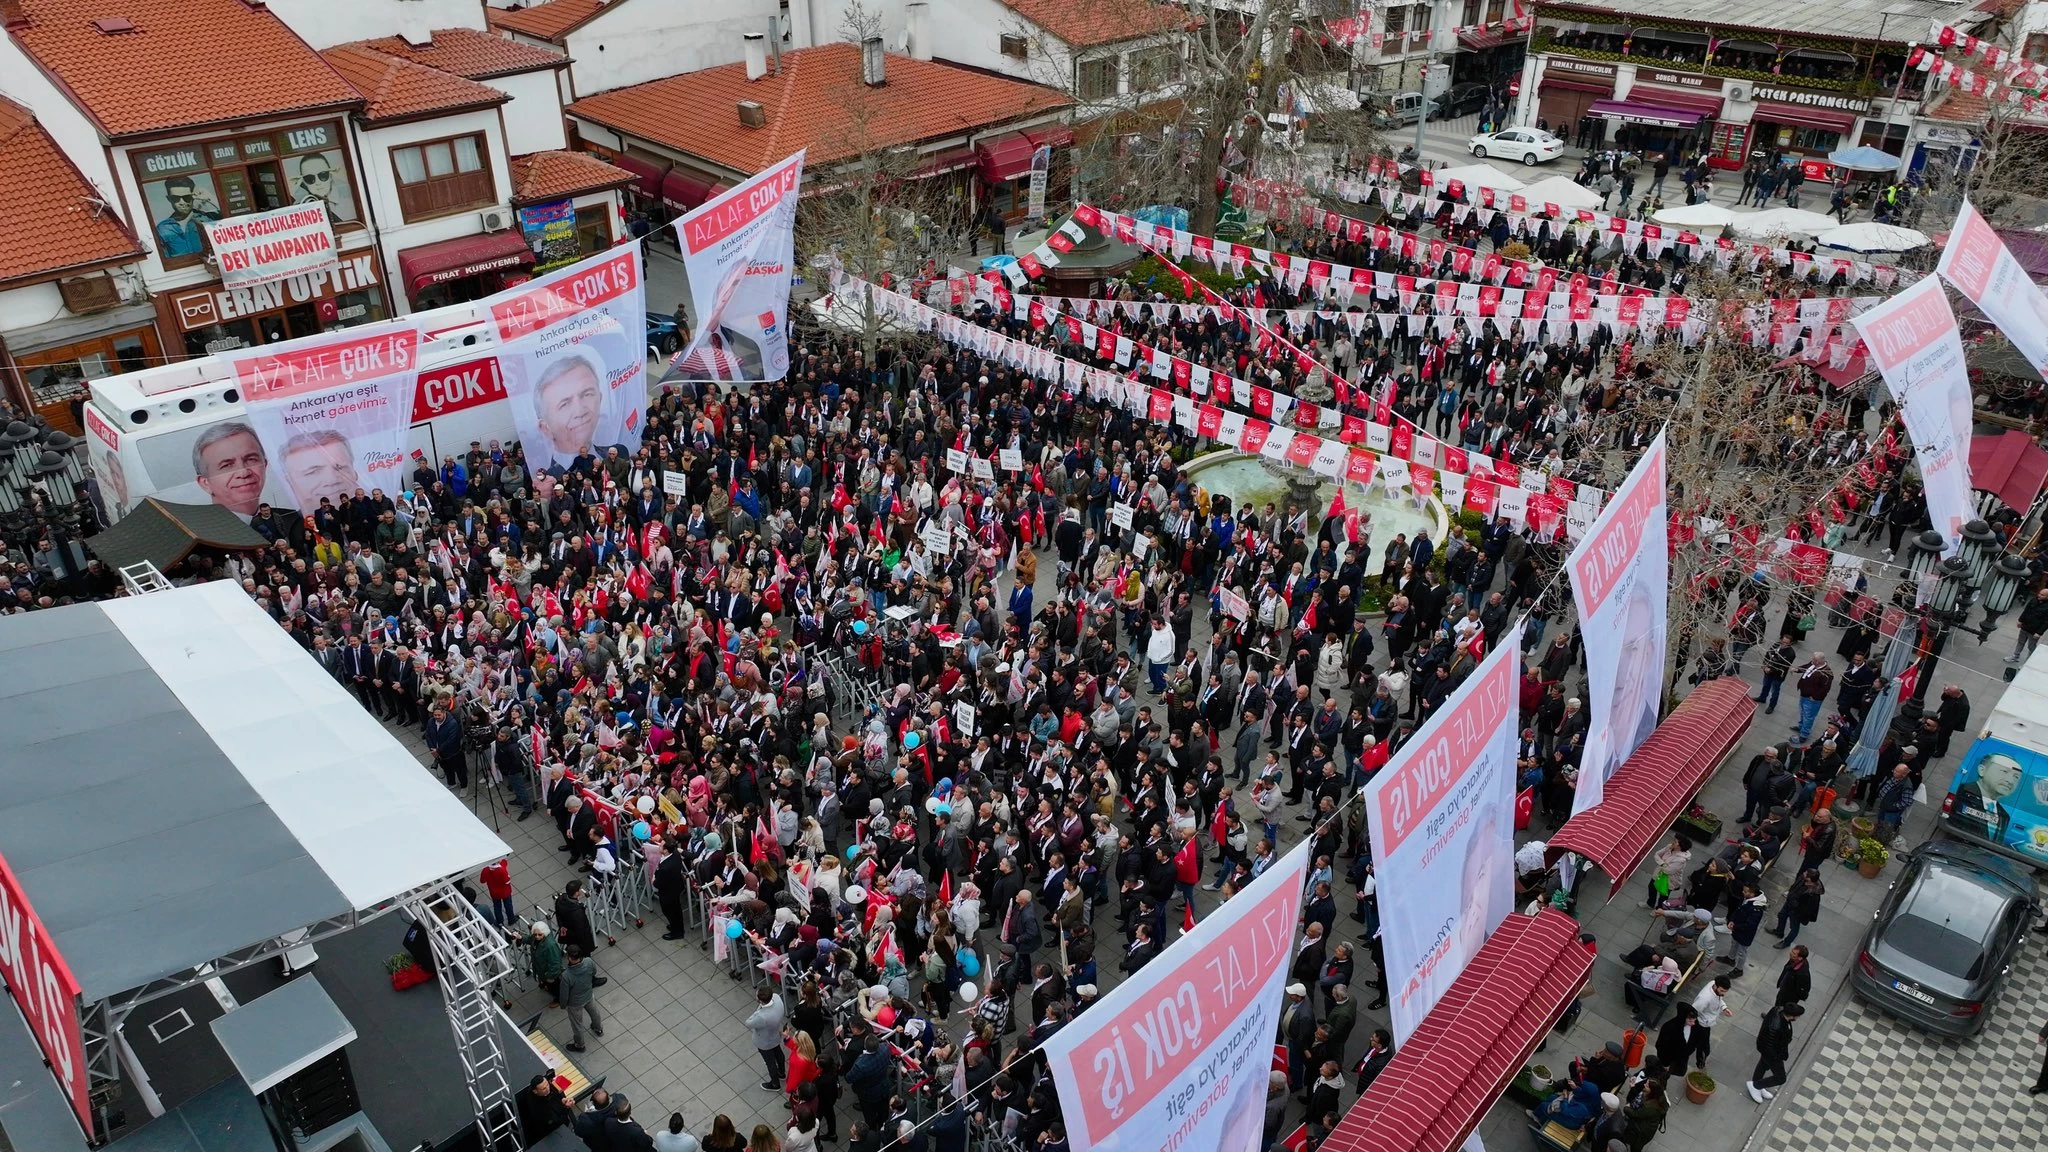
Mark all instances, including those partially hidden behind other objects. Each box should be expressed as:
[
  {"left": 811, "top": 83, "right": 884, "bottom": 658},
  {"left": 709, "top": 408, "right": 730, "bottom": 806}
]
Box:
[
  {"left": 738, "top": 99, "right": 767, "bottom": 128},
  {"left": 743, "top": 32, "right": 768, "bottom": 81},
  {"left": 905, "top": 2, "right": 931, "bottom": 61},
  {"left": 861, "top": 34, "right": 885, "bottom": 86}
]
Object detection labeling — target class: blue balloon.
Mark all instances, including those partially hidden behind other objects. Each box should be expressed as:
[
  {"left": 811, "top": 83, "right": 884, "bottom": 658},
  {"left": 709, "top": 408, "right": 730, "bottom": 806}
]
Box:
[
  {"left": 852, "top": 619, "right": 869, "bottom": 636},
  {"left": 726, "top": 920, "right": 746, "bottom": 940},
  {"left": 847, "top": 844, "right": 861, "bottom": 860},
  {"left": 632, "top": 820, "right": 652, "bottom": 841},
  {"left": 959, "top": 952, "right": 981, "bottom": 977},
  {"left": 904, "top": 731, "right": 922, "bottom": 750}
]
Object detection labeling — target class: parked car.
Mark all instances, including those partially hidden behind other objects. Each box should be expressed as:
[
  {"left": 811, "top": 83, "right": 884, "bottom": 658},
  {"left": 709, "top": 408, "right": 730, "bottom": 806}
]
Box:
[
  {"left": 1851, "top": 840, "right": 2038, "bottom": 1036},
  {"left": 1467, "top": 128, "right": 1565, "bottom": 166},
  {"left": 1366, "top": 90, "right": 1426, "bottom": 129},
  {"left": 1427, "top": 82, "right": 1489, "bottom": 121},
  {"left": 646, "top": 311, "right": 682, "bottom": 356}
]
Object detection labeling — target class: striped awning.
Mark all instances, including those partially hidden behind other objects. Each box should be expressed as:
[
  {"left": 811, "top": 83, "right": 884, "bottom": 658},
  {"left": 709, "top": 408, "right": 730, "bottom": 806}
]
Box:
[
  {"left": 1546, "top": 678, "right": 1755, "bottom": 894},
  {"left": 1320, "top": 908, "right": 1597, "bottom": 1152}
]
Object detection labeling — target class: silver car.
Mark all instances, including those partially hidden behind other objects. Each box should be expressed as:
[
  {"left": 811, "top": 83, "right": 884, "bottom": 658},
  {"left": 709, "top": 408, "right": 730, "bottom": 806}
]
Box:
[{"left": 1851, "top": 840, "right": 2038, "bottom": 1036}]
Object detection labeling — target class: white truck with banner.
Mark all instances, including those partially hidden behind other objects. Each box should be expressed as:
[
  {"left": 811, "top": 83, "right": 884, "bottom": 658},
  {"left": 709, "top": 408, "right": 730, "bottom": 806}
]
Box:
[{"left": 81, "top": 244, "right": 649, "bottom": 526}]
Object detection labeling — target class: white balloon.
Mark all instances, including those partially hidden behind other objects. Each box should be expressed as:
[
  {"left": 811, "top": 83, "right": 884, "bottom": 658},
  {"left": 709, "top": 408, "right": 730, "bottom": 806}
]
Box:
[
  {"left": 637, "top": 795, "right": 657, "bottom": 815},
  {"left": 957, "top": 982, "right": 979, "bottom": 1004}
]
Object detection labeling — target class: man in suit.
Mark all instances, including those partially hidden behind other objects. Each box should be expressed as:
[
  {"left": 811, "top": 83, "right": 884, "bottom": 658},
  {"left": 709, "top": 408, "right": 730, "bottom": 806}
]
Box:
[
  {"left": 311, "top": 632, "right": 347, "bottom": 686},
  {"left": 342, "top": 635, "right": 377, "bottom": 715},
  {"left": 387, "top": 644, "right": 421, "bottom": 726},
  {"left": 425, "top": 703, "right": 467, "bottom": 789},
  {"left": 655, "top": 847, "right": 688, "bottom": 940}
]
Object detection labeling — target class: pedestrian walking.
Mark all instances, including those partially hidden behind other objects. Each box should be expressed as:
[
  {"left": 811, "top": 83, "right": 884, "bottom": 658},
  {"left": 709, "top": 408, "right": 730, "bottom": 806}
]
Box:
[
  {"left": 2012, "top": 587, "right": 2048, "bottom": 665},
  {"left": 1793, "top": 654, "right": 1832, "bottom": 744},
  {"left": 1774, "top": 945, "right": 1812, "bottom": 1009},
  {"left": 1767, "top": 869, "right": 1824, "bottom": 947},
  {"left": 746, "top": 987, "right": 789, "bottom": 1090},
  {"left": 1755, "top": 638, "right": 1795, "bottom": 714},
  {"left": 478, "top": 858, "right": 516, "bottom": 927},
  {"left": 2030, "top": 1018, "right": 2048, "bottom": 1093},
  {"left": 559, "top": 946, "right": 604, "bottom": 1052},
  {"left": 1690, "top": 977, "right": 1733, "bottom": 1069},
  {"left": 1746, "top": 1003, "right": 1803, "bottom": 1102}
]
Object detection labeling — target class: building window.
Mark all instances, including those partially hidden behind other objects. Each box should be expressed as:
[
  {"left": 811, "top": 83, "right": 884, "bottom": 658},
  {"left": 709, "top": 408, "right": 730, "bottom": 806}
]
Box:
[
  {"left": 1001, "top": 33, "right": 1029, "bottom": 59},
  {"left": 1129, "top": 46, "right": 1182, "bottom": 92},
  {"left": 1461, "top": 0, "right": 1479, "bottom": 26},
  {"left": 13, "top": 329, "right": 159, "bottom": 431},
  {"left": 1382, "top": 6, "right": 1406, "bottom": 36},
  {"left": 391, "top": 134, "right": 496, "bottom": 222},
  {"left": 132, "top": 121, "right": 356, "bottom": 270},
  {"left": 1785, "top": 126, "right": 1841, "bottom": 152},
  {"left": 1077, "top": 55, "right": 1119, "bottom": 100},
  {"left": 1486, "top": 0, "right": 1504, "bottom": 22},
  {"left": 2026, "top": 33, "right": 2048, "bottom": 63},
  {"left": 574, "top": 205, "right": 613, "bottom": 257}
]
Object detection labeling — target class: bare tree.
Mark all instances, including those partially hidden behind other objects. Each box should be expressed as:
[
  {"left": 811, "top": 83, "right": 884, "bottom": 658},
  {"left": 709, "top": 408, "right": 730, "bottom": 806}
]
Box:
[
  {"left": 1017, "top": 0, "right": 1383, "bottom": 233},
  {"left": 793, "top": 1, "right": 982, "bottom": 361}
]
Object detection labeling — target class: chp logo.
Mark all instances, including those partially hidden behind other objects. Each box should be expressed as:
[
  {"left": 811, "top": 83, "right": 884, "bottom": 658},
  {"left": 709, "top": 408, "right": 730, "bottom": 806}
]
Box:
[{"left": 411, "top": 356, "right": 505, "bottom": 422}]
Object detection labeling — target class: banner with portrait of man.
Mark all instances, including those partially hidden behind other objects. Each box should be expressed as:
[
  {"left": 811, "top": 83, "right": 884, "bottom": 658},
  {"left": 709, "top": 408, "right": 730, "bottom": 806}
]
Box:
[
  {"left": 489, "top": 243, "right": 648, "bottom": 475},
  {"left": 226, "top": 318, "right": 424, "bottom": 516},
  {"left": 666, "top": 151, "right": 804, "bottom": 383}
]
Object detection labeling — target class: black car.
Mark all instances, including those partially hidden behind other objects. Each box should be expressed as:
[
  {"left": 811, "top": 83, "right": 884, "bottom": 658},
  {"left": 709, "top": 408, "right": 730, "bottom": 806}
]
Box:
[
  {"left": 1428, "top": 83, "right": 1490, "bottom": 121},
  {"left": 1851, "top": 840, "right": 2038, "bottom": 1036}
]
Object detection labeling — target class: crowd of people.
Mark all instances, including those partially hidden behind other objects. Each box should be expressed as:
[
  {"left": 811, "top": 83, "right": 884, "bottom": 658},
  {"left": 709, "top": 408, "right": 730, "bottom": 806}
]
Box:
[{"left": 3, "top": 133, "right": 2001, "bottom": 1152}]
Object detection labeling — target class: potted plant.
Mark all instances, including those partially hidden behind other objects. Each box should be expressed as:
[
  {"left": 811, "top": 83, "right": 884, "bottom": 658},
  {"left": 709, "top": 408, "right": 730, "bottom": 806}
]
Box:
[
  {"left": 1684, "top": 1070, "right": 1717, "bottom": 1104},
  {"left": 385, "top": 951, "right": 431, "bottom": 992},
  {"left": 1673, "top": 802, "right": 1721, "bottom": 847},
  {"left": 1857, "top": 837, "right": 1890, "bottom": 878},
  {"left": 1849, "top": 816, "right": 1876, "bottom": 841}
]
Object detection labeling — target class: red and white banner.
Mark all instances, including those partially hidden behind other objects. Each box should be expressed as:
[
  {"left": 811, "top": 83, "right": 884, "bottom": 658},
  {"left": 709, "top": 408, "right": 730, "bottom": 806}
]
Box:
[
  {"left": 1042, "top": 841, "right": 1311, "bottom": 1152},
  {"left": 229, "top": 319, "right": 421, "bottom": 513},
  {"left": 0, "top": 850, "right": 90, "bottom": 1137},
  {"left": 669, "top": 151, "right": 804, "bottom": 383},
  {"left": 491, "top": 245, "right": 648, "bottom": 475},
  {"left": 204, "top": 201, "right": 340, "bottom": 289},
  {"left": 1938, "top": 200, "right": 2048, "bottom": 382},
  {"left": 1567, "top": 431, "right": 1669, "bottom": 816},
  {"left": 1846, "top": 277, "right": 1974, "bottom": 553},
  {"left": 1364, "top": 623, "right": 1521, "bottom": 1041}
]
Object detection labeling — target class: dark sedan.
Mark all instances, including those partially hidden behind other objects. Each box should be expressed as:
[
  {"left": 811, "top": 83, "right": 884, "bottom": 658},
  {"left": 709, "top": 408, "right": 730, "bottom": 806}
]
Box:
[
  {"left": 1852, "top": 840, "right": 2038, "bottom": 1036},
  {"left": 646, "top": 311, "right": 682, "bottom": 355}
]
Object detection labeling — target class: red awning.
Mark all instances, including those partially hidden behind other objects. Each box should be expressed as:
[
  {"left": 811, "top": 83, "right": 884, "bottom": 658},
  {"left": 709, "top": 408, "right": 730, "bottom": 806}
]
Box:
[
  {"left": 1628, "top": 86, "right": 1723, "bottom": 119},
  {"left": 976, "top": 126, "right": 1075, "bottom": 183},
  {"left": 1458, "top": 25, "right": 1517, "bottom": 51},
  {"left": 1971, "top": 429, "right": 2048, "bottom": 511},
  {"left": 398, "top": 230, "right": 535, "bottom": 292},
  {"left": 912, "top": 145, "right": 980, "bottom": 178},
  {"left": 661, "top": 169, "right": 728, "bottom": 212},
  {"left": 609, "top": 152, "right": 670, "bottom": 197},
  {"left": 1321, "top": 909, "right": 1597, "bottom": 1152},
  {"left": 1755, "top": 101, "right": 1857, "bottom": 134},
  {"left": 1545, "top": 678, "right": 1755, "bottom": 894},
  {"left": 1771, "top": 352, "right": 1871, "bottom": 390}
]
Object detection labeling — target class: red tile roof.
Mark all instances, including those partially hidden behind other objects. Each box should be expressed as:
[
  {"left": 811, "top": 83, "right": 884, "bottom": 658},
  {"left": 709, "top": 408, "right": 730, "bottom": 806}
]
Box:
[
  {"left": 488, "top": 0, "right": 607, "bottom": 42},
  {"left": 320, "top": 45, "right": 511, "bottom": 124},
  {"left": 0, "top": 97, "right": 142, "bottom": 285},
  {"left": 566, "top": 43, "right": 1070, "bottom": 175},
  {"left": 9, "top": 0, "right": 361, "bottom": 139},
  {"left": 353, "top": 27, "right": 567, "bottom": 80},
  {"left": 509, "top": 149, "right": 634, "bottom": 204},
  {"left": 1000, "top": 0, "right": 1188, "bottom": 48}
]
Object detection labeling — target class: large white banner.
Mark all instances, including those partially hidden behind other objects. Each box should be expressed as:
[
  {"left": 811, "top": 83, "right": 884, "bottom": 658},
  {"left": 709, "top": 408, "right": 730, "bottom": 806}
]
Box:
[
  {"left": 227, "top": 319, "right": 422, "bottom": 514},
  {"left": 1847, "top": 277, "right": 1974, "bottom": 554},
  {"left": 669, "top": 151, "right": 804, "bottom": 383},
  {"left": 1567, "top": 431, "right": 1669, "bottom": 816},
  {"left": 1938, "top": 200, "right": 2048, "bottom": 381},
  {"left": 1042, "top": 840, "right": 1311, "bottom": 1152},
  {"left": 488, "top": 244, "right": 648, "bottom": 476},
  {"left": 204, "top": 201, "right": 340, "bottom": 289},
  {"left": 1364, "top": 625, "right": 1520, "bottom": 1041}
]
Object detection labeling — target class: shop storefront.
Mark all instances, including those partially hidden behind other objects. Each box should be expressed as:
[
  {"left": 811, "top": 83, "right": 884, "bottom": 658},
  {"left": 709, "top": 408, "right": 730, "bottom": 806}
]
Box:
[
  {"left": 397, "top": 231, "right": 534, "bottom": 311},
  {"left": 3, "top": 298, "right": 163, "bottom": 433},
  {"left": 1588, "top": 67, "right": 1720, "bottom": 156},
  {"left": 976, "top": 126, "right": 1073, "bottom": 223},
  {"left": 1534, "top": 57, "right": 1616, "bottom": 136},
  {"left": 159, "top": 249, "right": 389, "bottom": 358},
  {"left": 1749, "top": 85, "right": 1867, "bottom": 162}
]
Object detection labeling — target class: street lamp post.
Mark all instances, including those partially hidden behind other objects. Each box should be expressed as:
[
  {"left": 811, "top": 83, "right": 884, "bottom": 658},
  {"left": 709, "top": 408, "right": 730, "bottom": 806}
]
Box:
[{"left": 1908, "top": 553, "right": 1972, "bottom": 710}]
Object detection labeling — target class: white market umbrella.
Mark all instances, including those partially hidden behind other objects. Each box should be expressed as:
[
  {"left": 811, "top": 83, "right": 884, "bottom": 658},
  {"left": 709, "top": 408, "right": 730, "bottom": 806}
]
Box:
[
  {"left": 1650, "top": 202, "right": 1736, "bottom": 229},
  {"left": 1814, "top": 221, "right": 1931, "bottom": 253},
  {"left": 1729, "top": 207, "right": 1842, "bottom": 239},
  {"left": 1514, "top": 175, "right": 1604, "bottom": 211},
  {"left": 1432, "top": 163, "right": 1526, "bottom": 193}
]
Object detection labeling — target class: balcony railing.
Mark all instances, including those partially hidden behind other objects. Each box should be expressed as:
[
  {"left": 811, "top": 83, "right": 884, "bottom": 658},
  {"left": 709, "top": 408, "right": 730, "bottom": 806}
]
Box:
[{"left": 1532, "top": 33, "right": 1904, "bottom": 98}]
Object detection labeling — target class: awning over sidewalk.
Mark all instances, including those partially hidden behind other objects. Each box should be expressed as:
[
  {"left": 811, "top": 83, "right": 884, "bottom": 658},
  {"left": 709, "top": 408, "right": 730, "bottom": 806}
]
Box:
[
  {"left": 1457, "top": 25, "right": 1516, "bottom": 51},
  {"left": 1320, "top": 909, "right": 1596, "bottom": 1152},
  {"left": 1546, "top": 678, "right": 1755, "bottom": 894},
  {"left": 1755, "top": 101, "right": 1857, "bottom": 134},
  {"left": 1589, "top": 99, "right": 1700, "bottom": 129},
  {"left": 608, "top": 151, "right": 669, "bottom": 197},
  {"left": 975, "top": 126, "right": 1075, "bottom": 182},
  {"left": 396, "top": 230, "right": 534, "bottom": 292},
  {"left": 1626, "top": 86, "right": 1723, "bottom": 120},
  {"left": 1971, "top": 429, "right": 2048, "bottom": 512},
  {"left": 84, "top": 497, "right": 265, "bottom": 572}
]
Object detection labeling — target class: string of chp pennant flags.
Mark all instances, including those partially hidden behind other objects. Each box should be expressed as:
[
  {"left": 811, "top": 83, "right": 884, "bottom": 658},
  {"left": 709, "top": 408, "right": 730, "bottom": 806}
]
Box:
[
  {"left": 837, "top": 271, "right": 1910, "bottom": 574},
  {"left": 960, "top": 205, "right": 1888, "bottom": 376},
  {"left": 1918, "top": 23, "right": 2048, "bottom": 113},
  {"left": 1235, "top": 165, "right": 1914, "bottom": 291},
  {"left": 1321, "top": 10, "right": 1535, "bottom": 51}
]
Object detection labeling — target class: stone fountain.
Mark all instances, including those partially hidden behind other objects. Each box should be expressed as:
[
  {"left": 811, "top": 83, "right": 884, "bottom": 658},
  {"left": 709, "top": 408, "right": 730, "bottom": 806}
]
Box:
[{"left": 1261, "top": 368, "right": 1334, "bottom": 522}]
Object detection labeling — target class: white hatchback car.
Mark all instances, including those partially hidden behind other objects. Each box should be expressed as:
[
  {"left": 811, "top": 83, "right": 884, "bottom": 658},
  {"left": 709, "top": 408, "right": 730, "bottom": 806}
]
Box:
[{"left": 1468, "top": 128, "right": 1565, "bottom": 166}]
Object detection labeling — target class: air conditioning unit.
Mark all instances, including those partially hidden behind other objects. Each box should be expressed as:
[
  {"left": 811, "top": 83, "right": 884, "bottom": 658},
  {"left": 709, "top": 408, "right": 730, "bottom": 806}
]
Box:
[
  {"left": 1726, "top": 84, "right": 1748, "bottom": 102},
  {"left": 479, "top": 208, "right": 511, "bottom": 232}
]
